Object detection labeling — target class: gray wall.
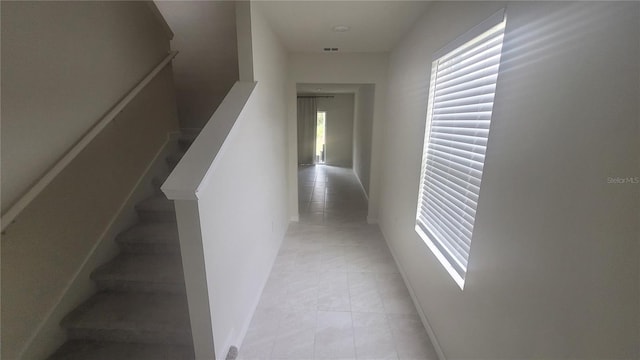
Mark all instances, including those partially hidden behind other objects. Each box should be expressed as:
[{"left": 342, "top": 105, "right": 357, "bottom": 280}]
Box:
[
  {"left": 155, "top": 1, "right": 239, "bottom": 130},
  {"left": 317, "top": 93, "right": 355, "bottom": 167},
  {"left": 353, "top": 85, "right": 375, "bottom": 196},
  {"left": 1, "top": 1, "right": 169, "bottom": 214},
  {"left": 379, "top": 1, "right": 639, "bottom": 358}
]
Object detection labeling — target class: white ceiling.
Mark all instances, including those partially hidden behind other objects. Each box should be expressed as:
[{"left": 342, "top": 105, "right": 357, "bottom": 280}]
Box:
[{"left": 258, "top": 1, "right": 431, "bottom": 53}]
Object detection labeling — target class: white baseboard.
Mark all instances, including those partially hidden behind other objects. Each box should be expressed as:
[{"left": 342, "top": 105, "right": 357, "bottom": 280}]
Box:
[
  {"left": 352, "top": 169, "right": 369, "bottom": 201},
  {"left": 231, "top": 222, "right": 288, "bottom": 356},
  {"left": 378, "top": 223, "right": 446, "bottom": 360}
]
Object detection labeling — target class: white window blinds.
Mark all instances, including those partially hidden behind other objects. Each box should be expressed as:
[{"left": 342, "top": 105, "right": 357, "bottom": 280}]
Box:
[{"left": 416, "top": 12, "right": 506, "bottom": 289}]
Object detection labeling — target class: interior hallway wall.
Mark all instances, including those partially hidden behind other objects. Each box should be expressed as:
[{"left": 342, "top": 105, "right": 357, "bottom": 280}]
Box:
[
  {"left": 155, "top": 1, "right": 239, "bottom": 129},
  {"left": 316, "top": 93, "right": 355, "bottom": 167},
  {"left": 1, "top": 1, "right": 169, "bottom": 214},
  {"left": 353, "top": 85, "right": 375, "bottom": 197},
  {"left": 379, "top": 1, "right": 640, "bottom": 358}
]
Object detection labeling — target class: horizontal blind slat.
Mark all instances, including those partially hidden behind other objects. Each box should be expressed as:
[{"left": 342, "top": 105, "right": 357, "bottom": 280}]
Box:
[
  {"left": 434, "top": 84, "right": 497, "bottom": 104},
  {"left": 421, "top": 194, "right": 475, "bottom": 237},
  {"left": 435, "top": 67, "right": 499, "bottom": 94},
  {"left": 435, "top": 74, "right": 498, "bottom": 98},
  {"left": 437, "top": 50, "right": 503, "bottom": 84},
  {"left": 421, "top": 178, "right": 477, "bottom": 222},
  {"left": 424, "top": 154, "right": 484, "bottom": 184},
  {"left": 417, "top": 215, "right": 469, "bottom": 267},
  {"left": 425, "top": 160, "right": 483, "bottom": 192},
  {"left": 422, "top": 205, "right": 472, "bottom": 252},
  {"left": 429, "top": 132, "right": 488, "bottom": 147}
]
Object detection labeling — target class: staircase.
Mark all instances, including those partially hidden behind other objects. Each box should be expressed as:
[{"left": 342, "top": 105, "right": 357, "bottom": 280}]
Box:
[{"left": 49, "top": 135, "right": 196, "bottom": 360}]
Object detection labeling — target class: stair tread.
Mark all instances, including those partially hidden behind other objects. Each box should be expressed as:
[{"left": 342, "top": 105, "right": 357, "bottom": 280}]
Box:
[
  {"left": 136, "top": 195, "right": 174, "bottom": 213},
  {"left": 92, "top": 253, "right": 185, "bottom": 285},
  {"left": 62, "top": 292, "right": 191, "bottom": 335},
  {"left": 49, "top": 340, "right": 194, "bottom": 360},
  {"left": 116, "top": 222, "right": 179, "bottom": 244}
]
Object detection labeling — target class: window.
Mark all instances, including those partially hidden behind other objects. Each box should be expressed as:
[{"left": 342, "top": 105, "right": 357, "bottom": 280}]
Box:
[{"left": 416, "top": 10, "right": 506, "bottom": 289}]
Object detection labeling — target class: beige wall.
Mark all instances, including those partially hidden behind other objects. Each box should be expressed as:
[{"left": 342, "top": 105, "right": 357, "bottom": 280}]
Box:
[
  {"left": 353, "top": 85, "right": 375, "bottom": 196},
  {"left": 155, "top": 1, "right": 239, "bottom": 130},
  {"left": 380, "top": 1, "right": 640, "bottom": 358},
  {"left": 1, "top": 1, "right": 169, "bottom": 214},
  {"left": 316, "top": 94, "right": 355, "bottom": 167},
  {"left": 0, "top": 2, "right": 178, "bottom": 358}
]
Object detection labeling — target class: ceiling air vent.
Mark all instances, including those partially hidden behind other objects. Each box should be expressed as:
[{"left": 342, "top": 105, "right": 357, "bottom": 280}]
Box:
[{"left": 323, "top": 48, "right": 339, "bottom": 52}]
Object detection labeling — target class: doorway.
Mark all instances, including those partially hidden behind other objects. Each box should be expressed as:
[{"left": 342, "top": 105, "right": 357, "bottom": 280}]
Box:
[{"left": 316, "top": 111, "right": 326, "bottom": 164}]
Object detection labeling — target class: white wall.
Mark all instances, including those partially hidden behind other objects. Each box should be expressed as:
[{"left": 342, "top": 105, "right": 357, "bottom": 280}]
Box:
[
  {"left": 380, "top": 1, "right": 640, "bottom": 358},
  {"left": 171, "top": 3, "right": 290, "bottom": 358},
  {"left": 353, "top": 85, "right": 375, "bottom": 197},
  {"left": 155, "top": 1, "right": 239, "bottom": 130},
  {"left": 287, "top": 53, "right": 388, "bottom": 222},
  {"left": 1, "top": 1, "right": 169, "bottom": 214},
  {"left": 315, "top": 93, "right": 355, "bottom": 167}
]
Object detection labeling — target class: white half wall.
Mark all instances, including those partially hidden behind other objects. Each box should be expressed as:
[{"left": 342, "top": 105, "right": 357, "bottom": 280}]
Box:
[
  {"left": 379, "top": 1, "right": 640, "bottom": 358},
  {"left": 316, "top": 93, "right": 355, "bottom": 167},
  {"left": 163, "top": 3, "right": 290, "bottom": 358},
  {"left": 287, "top": 53, "right": 388, "bottom": 222},
  {"left": 353, "top": 84, "right": 375, "bottom": 197}
]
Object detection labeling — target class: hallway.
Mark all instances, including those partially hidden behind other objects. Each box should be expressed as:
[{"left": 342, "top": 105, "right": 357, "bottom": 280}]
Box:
[{"left": 239, "top": 165, "right": 437, "bottom": 359}]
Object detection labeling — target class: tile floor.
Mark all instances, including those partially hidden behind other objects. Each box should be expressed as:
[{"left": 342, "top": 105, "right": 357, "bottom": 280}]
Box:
[{"left": 238, "top": 165, "right": 437, "bottom": 360}]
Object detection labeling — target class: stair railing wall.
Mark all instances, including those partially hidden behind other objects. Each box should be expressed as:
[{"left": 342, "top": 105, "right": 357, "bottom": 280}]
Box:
[
  {"left": 1, "top": 62, "right": 181, "bottom": 360},
  {"left": 162, "top": 80, "right": 257, "bottom": 359},
  {"left": 1, "top": 51, "right": 178, "bottom": 232}
]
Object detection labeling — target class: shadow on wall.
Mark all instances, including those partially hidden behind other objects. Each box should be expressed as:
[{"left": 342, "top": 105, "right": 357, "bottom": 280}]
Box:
[{"left": 155, "top": 1, "right": 240, "bottom": 130}]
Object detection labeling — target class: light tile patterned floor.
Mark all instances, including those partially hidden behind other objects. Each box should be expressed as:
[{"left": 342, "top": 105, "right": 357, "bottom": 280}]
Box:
[{"left": 239, "top": 165, "right": 437, "bottom": 360}]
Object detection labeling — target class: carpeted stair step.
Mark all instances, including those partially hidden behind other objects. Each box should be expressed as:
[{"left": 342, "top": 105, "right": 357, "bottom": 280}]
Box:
[
  {"left": 61, "top": 292, "right": 192, "bottom": 345},
  {"left": 48, "top": 340, "right": 194, "bottom": 360},
  {"left": 166, "top": 151, "right": 186, "bottom": 170},
  {"left": 91, "top": 253, "right": 186, "bottom": 293},
  {"left": 136, "top": 195, "right": 176, "bottom": 222},
  {"left": 116, "top": 222, "right": 180, "bottom": 254}
]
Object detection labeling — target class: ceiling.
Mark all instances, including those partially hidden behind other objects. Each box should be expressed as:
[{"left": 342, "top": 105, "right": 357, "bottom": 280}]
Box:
[{"left": 258, "top": 1, "right": 431, "bottom": 53}]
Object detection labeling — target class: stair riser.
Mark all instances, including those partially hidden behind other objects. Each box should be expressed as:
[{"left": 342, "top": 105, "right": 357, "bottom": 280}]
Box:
[
  {"left": 67, "top": 328, "right": 192, "bottom": 346},
  {"left": 95, "top": 280, "right": 186, "bottom": 294}
]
